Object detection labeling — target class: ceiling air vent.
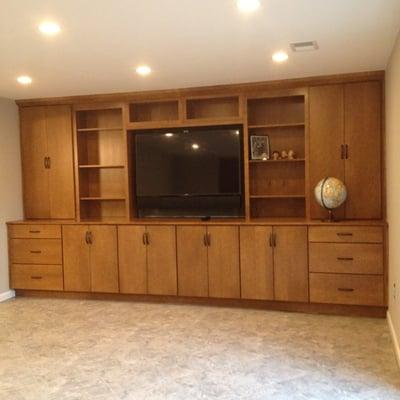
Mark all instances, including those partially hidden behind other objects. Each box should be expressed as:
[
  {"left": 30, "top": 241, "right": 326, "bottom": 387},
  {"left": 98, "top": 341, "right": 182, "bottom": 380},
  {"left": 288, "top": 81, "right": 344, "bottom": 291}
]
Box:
[{"left": 290, "top": 41, "right": 319, "bottom": 52}]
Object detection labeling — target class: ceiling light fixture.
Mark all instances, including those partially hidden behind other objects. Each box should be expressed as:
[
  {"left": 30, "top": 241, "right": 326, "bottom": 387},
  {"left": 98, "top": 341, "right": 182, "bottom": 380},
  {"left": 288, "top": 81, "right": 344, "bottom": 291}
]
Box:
[
  {"left": 136, "top": 65, "right": 152, "bottom": 76},
  {"left": 192, "top": 143, "right": 199, "bottom": 150},
  {"left": 38, "top": 21, "right": 61, "bottom": 36},
  {"left": 165, "top": 133, "right": 174, "bottom": 137},
  {"left": 272, "top": 51, "right": 289, "bottom": 63},
  {"left": 16, "top": 75, "right": 32, "bottom": 85},
  {"left": 237, "top": 0, "right": 260, "bottom": 12}
]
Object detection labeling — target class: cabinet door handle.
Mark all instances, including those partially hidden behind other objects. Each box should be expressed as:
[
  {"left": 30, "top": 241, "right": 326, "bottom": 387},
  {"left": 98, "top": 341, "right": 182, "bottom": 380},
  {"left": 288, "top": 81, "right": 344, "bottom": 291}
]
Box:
[
  {"left": 142, "top": 232, "right": 147, "bottom": 245},
  {"left": 85, "top": 231, "right": 90, "bottom": 245},
  {"left": 30, "top": 250, "right": 42, "bottom": 254},
  {"left": 29, "top": 230, "right": 41, "bottom": 234},
  {"left": 272, "top": 233, "right": 277, "bottom": 247},
  {"left": 89, "top": 231, "right": 93, "bottom": 244},
  {"left": 145, "top": 232, "right": 150, "bottom": 245},
  {"left": 44, "top": 157, "right": 47, "bottom": 169},
  {"left": 340, "top": 144, "right": 345, "bottom": 160},
  {"left": 203, "top": 234, "right": 208, "bottom": 247},
  {"left": 337, "top": 287, "right": 354, "bottom": 292},
  {"left": 336, "top": 232, "right": 353, "bottom": 237},
  {"left": 207, "top": 233, "right": 211, "bottom": 246},
  {"left": 345, "top": 144, "right": 349, "bottom": 159},
  {"left": 31, "top": 276, "right": 43, "bottom": 280},
  {"left": 47, "top": 157, "right": 51, "bottom": 168},
  {"left": 337, "top": 257, "right": 354, "bottom": 261},
  {"left": 268, "top": 233, "right": 273, "bottom": 247}
]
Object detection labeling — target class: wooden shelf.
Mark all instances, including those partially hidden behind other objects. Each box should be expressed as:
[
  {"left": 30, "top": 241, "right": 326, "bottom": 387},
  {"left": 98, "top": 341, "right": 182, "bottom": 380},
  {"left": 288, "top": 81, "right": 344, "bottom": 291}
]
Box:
[
  {"left": 248, "top": 123, "right": 305, "bottom": 129},
  {"left": 249, "top": 159, "right": 305, "bottom": 164},
  {"left": 250, "top": 195, "right": 306, "bottom": 199},
  {"left": 77, "top": 127, "right": 123, "bottom": 132},
  {"left": 79, "top": 164, "right": 125, "bottom": 169},
  {"left": 80, "top": 197, "right": 126, "bottom": 201}
]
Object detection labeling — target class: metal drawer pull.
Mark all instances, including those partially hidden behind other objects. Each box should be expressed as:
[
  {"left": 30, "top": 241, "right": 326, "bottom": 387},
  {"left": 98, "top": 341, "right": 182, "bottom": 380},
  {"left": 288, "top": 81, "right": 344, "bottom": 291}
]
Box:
[
  {"left": 336, "top": 233, "right": 353, "bottom": 237},
  {"left": 337, "top": 287, "right": 354, "bottom": 292},
  {"left": 31, "top": 276, "right": 43, "bottom": 280},
  {"left": 30, "top": 250, "right": 42, "bottom": 254},
  {"left": 337, "top": 257, "right": 354, "bottom": 261},
  {"left": 203, "top": 234, "right": 208, "bottom": 247},
  {"left": 142, "top": 232, "right": 147, "bottom": 245},
  {"left": 29, "top": 230, "right": 41, "bottom": 234}
]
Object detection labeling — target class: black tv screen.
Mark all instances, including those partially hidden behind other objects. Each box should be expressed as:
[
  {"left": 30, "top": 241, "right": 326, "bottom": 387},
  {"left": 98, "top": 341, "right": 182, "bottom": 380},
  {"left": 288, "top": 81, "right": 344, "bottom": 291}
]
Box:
[{"left": 134, "top": 126, "right": 243, "bottom": 218}]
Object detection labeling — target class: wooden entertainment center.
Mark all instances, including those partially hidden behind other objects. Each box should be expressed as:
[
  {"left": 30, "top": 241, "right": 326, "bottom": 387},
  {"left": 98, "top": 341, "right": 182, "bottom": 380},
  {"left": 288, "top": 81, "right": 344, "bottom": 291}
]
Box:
[{"left": 8, "top": 71, "right": 387, "bottom": 317}]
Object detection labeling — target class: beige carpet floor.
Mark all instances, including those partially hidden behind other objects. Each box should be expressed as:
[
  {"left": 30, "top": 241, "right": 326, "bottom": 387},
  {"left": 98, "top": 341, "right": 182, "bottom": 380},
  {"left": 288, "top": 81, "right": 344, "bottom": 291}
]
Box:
[{"left": 0, "top": 297, "right": 399, "bottom": 399}]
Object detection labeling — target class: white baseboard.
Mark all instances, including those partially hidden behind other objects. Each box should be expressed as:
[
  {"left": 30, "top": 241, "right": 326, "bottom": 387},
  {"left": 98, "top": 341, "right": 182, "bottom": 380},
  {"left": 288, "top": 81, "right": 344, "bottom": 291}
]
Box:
[
  {"left": 0, "top": 290, "right": 15, "bottom": 303},
  {"left": 387, "top": 311, "right": 400, "bottom": 367}
]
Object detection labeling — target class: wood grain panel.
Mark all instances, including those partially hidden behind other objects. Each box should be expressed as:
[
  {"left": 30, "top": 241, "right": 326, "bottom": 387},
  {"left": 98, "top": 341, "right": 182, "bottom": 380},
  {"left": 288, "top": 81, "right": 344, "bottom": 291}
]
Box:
[
  {"left": 240, "top": 226, "right": 274, "bottom": 300},
  {"left": 308, "top": 226, "right": 383, "bottom": 243},
  {"left": 273, "top": 226, "right": 308, "bottom": 302},
  {"left": 63, "top": 225, "right": 91, "bottom": 292},
  {"left": 11, "top": 264, "right": 63, "bottom": 291},
  {"left": 344, "top": 81, "right": 382, "bottom": 219},
  {"left": 89, "top": 225, "right": 119, "bottom": 293},
  {"left": 207, "top": 226, "right": 240, "bottom": 299},
  {"left": 309, "top": 243, "right": 383, "bottom": 275},
  {"left": 20, "top": 106, "right": 50, "bottom": 218},
  {"left": 147, "top": 226, "right": 177, "bottom": 295},
  {"left": 309, "top": 85, "right": 345, "bottom": 219},
  {"left": 10, "top": 238, "right": 62, "bottom": 264},
  {"left": 177, "top": 226, "right": 208, "bottom": 297},
  {"left": 118, "top": 225, "right": 147, "bottom": 294},
  {"left": 310, "top": 273, "right": 384, "bottom": 306}
]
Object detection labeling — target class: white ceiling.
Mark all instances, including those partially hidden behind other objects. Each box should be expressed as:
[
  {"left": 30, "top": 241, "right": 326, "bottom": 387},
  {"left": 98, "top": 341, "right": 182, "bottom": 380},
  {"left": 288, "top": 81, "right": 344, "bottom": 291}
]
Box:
[{"left": 1, "top": 0, "right": 400, "bottom": 100}]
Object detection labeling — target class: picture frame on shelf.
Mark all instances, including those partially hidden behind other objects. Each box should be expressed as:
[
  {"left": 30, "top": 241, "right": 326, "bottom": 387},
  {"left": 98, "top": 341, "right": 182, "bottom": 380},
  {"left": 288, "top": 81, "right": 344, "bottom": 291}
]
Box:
[{"left": 250, "top": 135, "right": 270, "bottom": 160}]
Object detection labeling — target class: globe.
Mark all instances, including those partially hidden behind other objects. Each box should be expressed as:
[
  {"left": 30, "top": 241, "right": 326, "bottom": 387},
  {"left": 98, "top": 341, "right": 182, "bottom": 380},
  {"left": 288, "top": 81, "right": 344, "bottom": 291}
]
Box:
[{"left": 314, "top": 177, "right": 347, "bottom": 213}]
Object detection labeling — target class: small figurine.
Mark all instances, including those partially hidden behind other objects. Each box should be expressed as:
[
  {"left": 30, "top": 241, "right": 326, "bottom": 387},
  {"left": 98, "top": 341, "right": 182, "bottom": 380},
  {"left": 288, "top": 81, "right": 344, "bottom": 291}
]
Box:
[
  {"left": 271, "top": 151, "right": 280, "bottom": 160},
  {"left": 281, "top": 150, "right": 288, "bottom": 159},
  {"left": 288, "top": 150, "right": 296, "bottom": 160},
  {"left": 261, "top": 152, "right": 269, "bottom": 161}
]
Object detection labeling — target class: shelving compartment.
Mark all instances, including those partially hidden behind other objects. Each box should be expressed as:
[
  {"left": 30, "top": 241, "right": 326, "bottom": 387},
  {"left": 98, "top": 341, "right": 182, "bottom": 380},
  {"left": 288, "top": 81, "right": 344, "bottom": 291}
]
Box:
[
  {"left": 250, "top": 197, "right": 306, "bottom": 218},
  {"left": 76, "top": 108, "right": 123, "bottom": 130},
  {"left": 129, "top": 100, "right": 180, "bottom": 124},
  {"left": 186, "top": 96, "right": 240, "bottom": 120}
]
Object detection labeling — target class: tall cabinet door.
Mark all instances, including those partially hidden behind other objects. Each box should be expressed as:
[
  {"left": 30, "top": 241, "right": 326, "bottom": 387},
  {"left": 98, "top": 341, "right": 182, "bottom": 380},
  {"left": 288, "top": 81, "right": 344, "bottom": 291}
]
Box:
[
  {"left": 273, "top": 226, "right": 308, "bottom": 302},
  {"left": 63, "top": 225, "right": 91, "bottom": 292},
  {"left": 344, "top": 82, "right": 382, "bottom": 219},
  {"left": 309, "top": 85, "right": 345, "bottom": 219},
  {"left": 118, "top": 225, "right": 147, "bottom": 294},
  {"left": 20, "top": 106, "right": 50, "bottom": 218},
  {"left": 89, "top": 225, "right": 119, "bottom": 293},
  {"left": 207, "top": 226, "right": 240, "bottom": 299},
  {"left": 177, "top": 226, "right": 208, "bottom": 297},
  {"left": 240, "top": 226, "right": 274, "bottom": 300},
  {"left": 147, "top": 226, "right": 177, "bottom": 295},
  {"left": 46, "top": 106, "right": 75, "bottom": 219}
]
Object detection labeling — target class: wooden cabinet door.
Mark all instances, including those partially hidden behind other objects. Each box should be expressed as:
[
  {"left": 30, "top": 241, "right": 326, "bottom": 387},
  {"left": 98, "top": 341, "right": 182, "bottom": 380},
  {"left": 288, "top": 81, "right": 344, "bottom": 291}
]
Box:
[
  {"left": 273, "top": 226, "right": 308, "bottom": 302},
  {"left": 309, "top": 85, "right": 345, "bottom": 219},
  {"left": 20, "top": 106, "right": 50, "bottom": 218},
  {"left": 146, "top": 226, "right": 177, "bottom": 295},
  {"left": 46, "top": 106, "right": 75, "bottom": 219},
  {"left": 118, "top": 225, "right": 147, "bottom": 294},
  {"left": 240, "top": 226, "right": 274, "bottom": 300},
  {"left": 344, "top": 82, "right": 382, "bottom": 219},
  {"left": 89, "top": 225, "right": 119, "bottom": 293},
  {"left": 207, "top": 226, "right": 240, "bottom": 299},
  {"left": 63, "top": 225, "right": 90, "bottom": 292},
  {"left": 177, "top": 226, "right": 208, "bottom": 297}
]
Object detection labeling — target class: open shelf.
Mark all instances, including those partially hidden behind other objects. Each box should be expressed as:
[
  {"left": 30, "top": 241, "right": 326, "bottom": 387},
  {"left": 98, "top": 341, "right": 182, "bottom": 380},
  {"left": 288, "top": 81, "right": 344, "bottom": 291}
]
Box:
[
  {"left": 80, "top": 197, "right": 126, "bottom": 201},
  {"left": 76, "top": 108, "right": 123, "bottom": 130},
  {"left": 129, "top": 100, "right": 180, "bottom": 124},
  {"left": 249, "top": 159, "right": 305, "bottom": 164},
  {"left": 250, "top": 197, "right": 306, "bottom": 218},
  {"left": 77, "top": 127, "right": 123, "bottom": 132},
  {"left": 248, "top": 123, "right": 305, "bottom": 129},
  {"left": 186, "top": 96, "right": 240, "bottom": 120},
  {"left": 250, "top": 194, "right": 306, "bottom": 199},
  {"left": 80, "top": 199, "right": 127, "bottom": 220},
  {"left": 78, "top": 164, "right": 125, "bottom": 169}
]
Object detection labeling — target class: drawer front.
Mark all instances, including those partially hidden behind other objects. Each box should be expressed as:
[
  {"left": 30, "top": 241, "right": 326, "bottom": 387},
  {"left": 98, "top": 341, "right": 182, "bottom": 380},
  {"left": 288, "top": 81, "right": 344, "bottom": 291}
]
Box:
[
  {"left": 9, "top": 224, "right": 61, "bottom": 239},
  {"left": 309, "top": 243, "right": 383, "bottom": 275},
  {"left": 10, "top": 239, "right": 62, "bottom": 264},
  {"left": 11, "top": 264, "right": 63, "bottom": 291},
  {"left": 310, "top": 273, "right": 384, "bottom": 306},
  {"left": 309, "top": 226, "right": 383, "bottom": 243}
]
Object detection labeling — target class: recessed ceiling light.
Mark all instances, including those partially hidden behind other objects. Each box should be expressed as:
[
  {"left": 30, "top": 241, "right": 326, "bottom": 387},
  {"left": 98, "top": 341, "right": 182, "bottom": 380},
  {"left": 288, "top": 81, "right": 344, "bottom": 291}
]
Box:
[
  {"left": 237, "top": 0, "right": 260, "bottom": 13},
  {"left": 192, "top": 143, "right": 199, "bottom": 150},
  {"left": 165, "top": 133, "right": 174, "bottom": 137},
  {"left": 38, "top": 21, "right": 61, "bottom": 36},
  {"left": 136, "top": 65, "right": 152, "bottom": 76},
  {"left": 272, "top": 51, "right": 289, "bottom": 63},
  {"left": 16, "top": 75, "right": 32, "bottom": 85}
]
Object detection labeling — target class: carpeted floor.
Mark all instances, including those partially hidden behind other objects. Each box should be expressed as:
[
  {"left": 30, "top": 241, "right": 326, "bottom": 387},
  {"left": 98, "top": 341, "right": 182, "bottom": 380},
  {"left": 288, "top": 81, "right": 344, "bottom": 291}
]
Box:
[{"left": 0, "top": 297, "right": 399, "bottom": 399}]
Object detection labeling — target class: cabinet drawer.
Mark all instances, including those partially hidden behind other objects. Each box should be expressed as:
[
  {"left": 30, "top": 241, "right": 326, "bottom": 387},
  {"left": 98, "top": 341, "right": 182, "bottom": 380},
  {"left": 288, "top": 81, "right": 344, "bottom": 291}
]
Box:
[
  {"left": 310, "top": 273, "right": 384, "bottom": 306},
  {"left": 9, "top": 224, "right": 61, "bottom": 239},
  {"left": 11, "top": 264, "right": 63, "bottom": 291},
  {"left": 309, "top": 243, "right": 383, "bottom": 275},
  {"left": 309, "top": 226, "right": 383, "bottom": 243},
  {"left": 10, "top": 239, "right": 62, "bottom": 264}
]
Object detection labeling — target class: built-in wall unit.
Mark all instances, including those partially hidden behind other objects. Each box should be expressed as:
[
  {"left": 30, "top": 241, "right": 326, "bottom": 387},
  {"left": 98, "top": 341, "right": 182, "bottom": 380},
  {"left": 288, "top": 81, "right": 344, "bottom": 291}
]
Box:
[{"left": 7, "top": 70, "right": 387, "bottom": 317}]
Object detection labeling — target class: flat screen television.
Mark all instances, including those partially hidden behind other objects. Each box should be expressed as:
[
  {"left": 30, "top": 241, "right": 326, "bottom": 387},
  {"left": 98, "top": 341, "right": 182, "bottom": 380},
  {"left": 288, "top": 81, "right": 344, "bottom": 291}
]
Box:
[{"left": 134, "top": 125, "right": 244, "bottom": 218}]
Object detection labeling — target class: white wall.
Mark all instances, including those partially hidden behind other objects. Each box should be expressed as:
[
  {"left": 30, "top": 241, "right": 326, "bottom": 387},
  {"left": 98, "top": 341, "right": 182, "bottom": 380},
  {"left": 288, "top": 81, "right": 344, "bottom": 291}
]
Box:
[
  {"left": 387, "top": 30, "right": 400, "bottom": 348},
  {"left": 0, "top": 98, "right": 23, "bottom": 295}
]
